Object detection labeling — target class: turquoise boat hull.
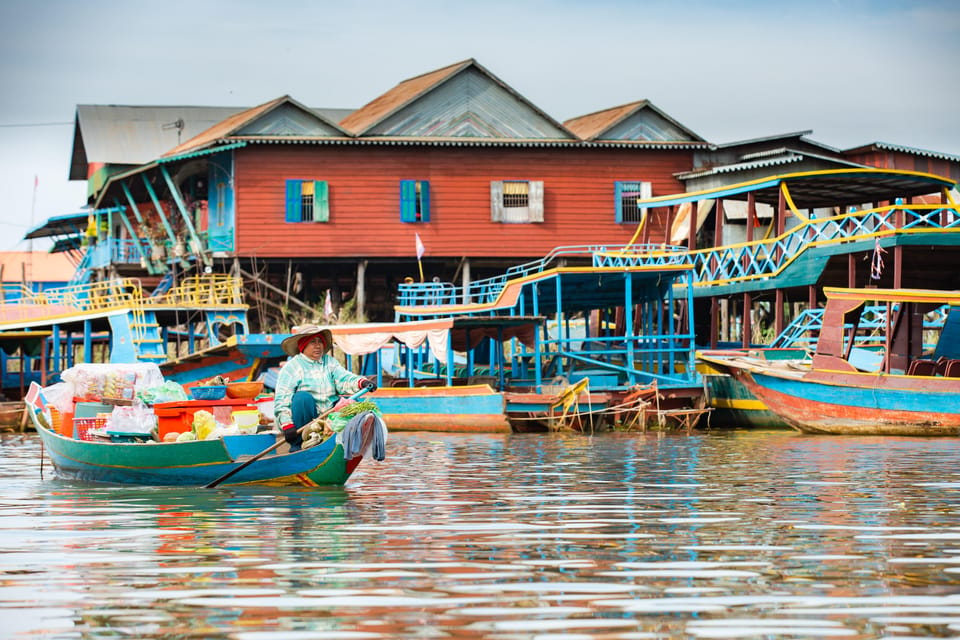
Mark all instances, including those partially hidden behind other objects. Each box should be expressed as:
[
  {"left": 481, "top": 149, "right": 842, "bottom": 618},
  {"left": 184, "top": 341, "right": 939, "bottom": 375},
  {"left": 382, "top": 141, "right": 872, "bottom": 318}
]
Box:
[{"left": 31, "top": 406, "right": 369, "bottom": 487}]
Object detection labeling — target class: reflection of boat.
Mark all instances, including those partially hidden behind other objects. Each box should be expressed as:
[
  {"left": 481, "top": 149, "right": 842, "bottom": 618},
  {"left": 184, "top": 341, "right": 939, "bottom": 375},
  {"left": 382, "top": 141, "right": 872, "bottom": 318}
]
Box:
[
  {"left": 27, "top": 399, "right": 385, "bottom": 487},
  {"left": 700, "top": 287, "right": 960, "bottom": 435}
]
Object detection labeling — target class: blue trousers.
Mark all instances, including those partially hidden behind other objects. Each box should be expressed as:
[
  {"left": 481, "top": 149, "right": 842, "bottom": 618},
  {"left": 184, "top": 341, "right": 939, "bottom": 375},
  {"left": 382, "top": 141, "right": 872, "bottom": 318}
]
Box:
[{"left": 291, "top": 390, "right": 319, "bottom": 429}]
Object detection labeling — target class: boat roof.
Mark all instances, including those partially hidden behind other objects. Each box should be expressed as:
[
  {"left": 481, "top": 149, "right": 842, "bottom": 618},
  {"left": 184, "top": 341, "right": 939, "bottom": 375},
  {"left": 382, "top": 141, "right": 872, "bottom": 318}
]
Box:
[
  {"left": 634, "top": 168, "right": 957, "bottom": 209},
  {"left": 824, "top": 287, "right": 960, "bottom": 305}
]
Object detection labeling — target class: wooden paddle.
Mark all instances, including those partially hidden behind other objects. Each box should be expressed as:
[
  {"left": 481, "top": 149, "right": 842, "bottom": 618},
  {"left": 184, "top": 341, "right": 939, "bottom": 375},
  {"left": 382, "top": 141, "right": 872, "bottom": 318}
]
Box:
[{"left": 204, "top": 385, "right": 371, "bottom": 488}]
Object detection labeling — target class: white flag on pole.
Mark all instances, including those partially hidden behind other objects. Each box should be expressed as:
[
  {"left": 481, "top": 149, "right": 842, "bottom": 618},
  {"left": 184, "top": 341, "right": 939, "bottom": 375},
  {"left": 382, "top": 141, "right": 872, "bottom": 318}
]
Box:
[
  {"left": 415, "top": 232, "right": 425, "bottom": 260},
  {"left": 324, "top": 289, "right": 335, "bottom": 319}
]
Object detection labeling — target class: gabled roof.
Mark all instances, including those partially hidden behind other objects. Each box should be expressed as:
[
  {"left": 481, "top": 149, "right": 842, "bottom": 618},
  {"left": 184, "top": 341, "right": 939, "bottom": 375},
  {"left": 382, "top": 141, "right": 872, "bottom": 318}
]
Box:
[
  {"left": 676, "top": 148, "right": 865, "bottom": 181},
  {"left": 563, "top": 100, "right": 705, "bottom": 142},
  {"left": 715, "top": 130, "right": 840, "bottom": 154},
  {"left": 163, "top": 95, "right": 350, "bottom": 157},
  {"left": 844, "top": 141, "right": 960, "bottom": 163},
  {"left": 70, "top": 103, "right": 353, "bottom": 179},
  {"left": 339, "top": 58, "right": 576, "bottom": 140},
  {"left": 70, "top": 105, "right": 246, "bottom": 179}
]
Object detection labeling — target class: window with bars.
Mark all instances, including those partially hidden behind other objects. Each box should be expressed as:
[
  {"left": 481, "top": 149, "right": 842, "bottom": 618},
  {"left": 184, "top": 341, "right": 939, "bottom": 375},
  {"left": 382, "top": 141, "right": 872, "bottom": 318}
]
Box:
[
  {"left": 285, "top": 180, "right": 329, "bottom": 222},
  {"left": 614, "top": 180, "right": 652, "bottom": 223},
  {"left": 400, "top": 180, "right": 431, "bottom": 222},
  {"left": 490, "top": 180, "right": 544, "bottom": 223}
]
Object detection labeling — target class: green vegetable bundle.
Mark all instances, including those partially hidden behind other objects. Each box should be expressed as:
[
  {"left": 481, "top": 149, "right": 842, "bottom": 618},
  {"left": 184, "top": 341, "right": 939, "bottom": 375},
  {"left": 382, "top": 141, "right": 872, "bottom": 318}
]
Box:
[{"left": 338, "top": 400, "right": 379, "bottom": 417}]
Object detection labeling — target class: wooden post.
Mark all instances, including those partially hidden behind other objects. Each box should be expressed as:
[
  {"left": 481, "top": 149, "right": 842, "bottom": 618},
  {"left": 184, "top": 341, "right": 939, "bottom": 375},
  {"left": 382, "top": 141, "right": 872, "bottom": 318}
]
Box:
[
  {"left": 714, "top": 200, "right": 724, "bottom": 247},
  {"left": 848, "top": 253, "right": 856, "bottom": 288},
  {"left": 775, "top": 288, "right": 785, "bottom": 339},
  {"left": 688, "top": 201, "right": 698, "bottom": 250},
  {"left": 719, "top": 298, "right": 729, "bottom": 343},
  {"left": 746, "top": 193, "right": 756, "bottom": 244},
  {"left": 461, "top": 257, "right": 471, "bottom": 304},
  {"left": 356, "top": 260, "right": 367, "bottom": 322},
  {"left": 742, "top": 293, "right": 752, "bottom": 348},
  {"left": 709, "top": 297, "right": 718, "bottom": 348}
]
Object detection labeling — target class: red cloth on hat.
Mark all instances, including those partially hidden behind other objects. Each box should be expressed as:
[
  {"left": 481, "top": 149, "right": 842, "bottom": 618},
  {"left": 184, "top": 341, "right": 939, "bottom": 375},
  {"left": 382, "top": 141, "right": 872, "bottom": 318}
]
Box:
[{"left": 297, "top": 333, "right": 325, "bottom": 353}]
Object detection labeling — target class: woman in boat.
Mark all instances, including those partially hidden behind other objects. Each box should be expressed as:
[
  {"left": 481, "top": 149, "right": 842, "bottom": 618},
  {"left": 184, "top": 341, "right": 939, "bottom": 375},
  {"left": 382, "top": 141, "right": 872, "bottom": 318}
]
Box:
[{"left": 275, "top": 325, "right": 376, "bottom": 451}]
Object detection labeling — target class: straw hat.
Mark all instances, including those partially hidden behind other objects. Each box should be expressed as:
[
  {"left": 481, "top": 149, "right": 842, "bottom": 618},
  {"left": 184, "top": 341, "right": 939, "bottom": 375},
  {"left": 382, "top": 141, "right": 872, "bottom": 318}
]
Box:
[{"left": 281, "top": 324, "right": 334, "bottom": 357}]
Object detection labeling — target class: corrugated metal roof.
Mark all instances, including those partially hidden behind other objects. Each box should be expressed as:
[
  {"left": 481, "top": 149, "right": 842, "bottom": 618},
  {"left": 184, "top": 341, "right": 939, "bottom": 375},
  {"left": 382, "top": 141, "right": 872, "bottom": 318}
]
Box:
[
  {"left": 564, "top": 102, "right": 645, "bottom": 140},
  {"left": 71, "top": 103, "right": 355, "bottom": 179},
  {"left": 641, "top": 168, "right": 956, "bottom": 209},
  {"left": 564, "top": 101, "right": 704, "bottom": 142},
  {"left": 340, "top": 59, "right": 470, "bottom": 134},
  {"left": 163, "top": 96, "right": 349, "bottom": 157},
  {"left": 72, "top": 105, "right": 247, "bottom": 172},
  {"left": 715, "top": 130, "right": 813, "bottom": 148},
  {"left": 229, "top": 136, "right": 711, "bottom": 149},
  {"left": 338, "top": 58, "right": 575, "bottom": 140},
  {"left": 844, "top": 141, "right": 960, "bottom": 162},
  {"left": 676, "top": 149, "right": 863, "bottom": 180}
]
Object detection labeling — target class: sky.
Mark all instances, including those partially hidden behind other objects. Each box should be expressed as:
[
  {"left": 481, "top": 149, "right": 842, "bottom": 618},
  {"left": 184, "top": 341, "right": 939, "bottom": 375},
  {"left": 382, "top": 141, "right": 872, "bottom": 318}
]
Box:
[{"left": 1, "top": 0, "right": 958, "bottom": 251}]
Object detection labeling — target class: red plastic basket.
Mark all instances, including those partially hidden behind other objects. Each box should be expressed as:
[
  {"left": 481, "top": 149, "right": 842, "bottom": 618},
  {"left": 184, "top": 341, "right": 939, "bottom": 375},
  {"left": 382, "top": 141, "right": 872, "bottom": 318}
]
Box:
[{"left": 73, "top": 417, "right": 108, "bottom": 441}]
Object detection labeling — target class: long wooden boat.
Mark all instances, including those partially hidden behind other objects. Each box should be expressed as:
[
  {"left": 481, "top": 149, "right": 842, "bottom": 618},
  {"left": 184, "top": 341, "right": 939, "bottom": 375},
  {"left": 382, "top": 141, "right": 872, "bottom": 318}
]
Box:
[
  {"left": 28, "top": 401, "right": 384, "bottom": 487},
  {"left": 700, "top": 287, "right": 960, "bottom": 436}
]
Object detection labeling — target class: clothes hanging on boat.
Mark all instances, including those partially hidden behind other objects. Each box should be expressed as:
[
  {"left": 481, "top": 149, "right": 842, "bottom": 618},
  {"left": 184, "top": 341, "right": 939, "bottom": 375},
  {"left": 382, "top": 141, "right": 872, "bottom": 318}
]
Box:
[{"left": 339, "top": 411, "right": 387, "bottom": 461}]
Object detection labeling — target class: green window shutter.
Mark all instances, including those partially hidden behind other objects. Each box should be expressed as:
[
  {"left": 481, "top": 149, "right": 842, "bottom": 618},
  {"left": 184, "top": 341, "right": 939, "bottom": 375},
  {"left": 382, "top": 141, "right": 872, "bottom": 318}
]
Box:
[
  {"left": 285, "top": 180, "right": 302, "bottom": 222},
  {"left": 315, "top": 180, "right": 329, "bottom": 222},
  {"left": 419, "top": 181, "right": 431, "bottom": 222},
  {"left": 614, "top": 181, "right": 625, "bottom": 223},
  {"left": 400, "top": 180, "right": 416, "bottom": 222}
]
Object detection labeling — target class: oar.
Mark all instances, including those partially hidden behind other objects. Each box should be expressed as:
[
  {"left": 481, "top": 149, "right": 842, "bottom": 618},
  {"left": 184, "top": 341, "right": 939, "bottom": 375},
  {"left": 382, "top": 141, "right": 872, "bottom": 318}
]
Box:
[{"left": 204, "top": 386, "right": 371, "bottom": 488}]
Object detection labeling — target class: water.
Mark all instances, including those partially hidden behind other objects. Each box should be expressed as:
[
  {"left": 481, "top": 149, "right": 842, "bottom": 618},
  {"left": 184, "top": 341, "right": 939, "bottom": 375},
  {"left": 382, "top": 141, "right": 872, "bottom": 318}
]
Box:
[{"left": 3, "top": 429, "right": 960, "bottom": 639}]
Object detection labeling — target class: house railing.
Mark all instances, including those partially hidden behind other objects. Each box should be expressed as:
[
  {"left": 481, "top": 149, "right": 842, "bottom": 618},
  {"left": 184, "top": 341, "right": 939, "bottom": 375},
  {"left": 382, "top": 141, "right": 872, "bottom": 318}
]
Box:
[
  {"left": 397, "top": 201, "right": 960, "bottom": 310},
  {"left": 0, "top": 276, "right": 246, "bottom": 328}
]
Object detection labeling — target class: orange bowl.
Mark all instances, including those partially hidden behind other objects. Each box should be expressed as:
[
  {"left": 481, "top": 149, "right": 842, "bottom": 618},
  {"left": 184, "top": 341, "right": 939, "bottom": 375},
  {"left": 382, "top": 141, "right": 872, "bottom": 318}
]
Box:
[{"left": 225, "top": 381, "right": 264, "bottom": 399}]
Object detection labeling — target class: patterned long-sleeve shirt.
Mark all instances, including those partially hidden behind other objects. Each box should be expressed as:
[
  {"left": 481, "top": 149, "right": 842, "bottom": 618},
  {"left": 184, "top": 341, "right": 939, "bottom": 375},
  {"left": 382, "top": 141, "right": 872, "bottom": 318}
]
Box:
[{"left": 273, "top": 353, "right": 364, "bottom": 427}]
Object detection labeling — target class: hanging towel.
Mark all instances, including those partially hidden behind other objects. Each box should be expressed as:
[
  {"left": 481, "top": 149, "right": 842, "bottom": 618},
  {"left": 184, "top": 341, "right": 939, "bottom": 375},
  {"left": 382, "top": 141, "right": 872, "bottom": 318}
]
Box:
[{"left": 339, "top": 411, "right": 388, "bottom": 461}]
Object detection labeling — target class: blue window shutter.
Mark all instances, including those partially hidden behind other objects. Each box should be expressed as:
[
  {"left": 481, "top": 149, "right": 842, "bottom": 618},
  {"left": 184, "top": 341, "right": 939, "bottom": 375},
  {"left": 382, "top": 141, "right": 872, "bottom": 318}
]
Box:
[
  {"left": 419, "top": 181, "right": 430, "bottom": 222},
  {"left": 315, "top": 181, "right": 329, "bottom": 222},
  {"left": 285, "top": 180, "right": 302, "bottom": 222},
  {"left": 614, "top": 181, "right": 624, "bottom": 223},
  {"left": 400, "top": 180, "right": 416, "bottom": 222}
]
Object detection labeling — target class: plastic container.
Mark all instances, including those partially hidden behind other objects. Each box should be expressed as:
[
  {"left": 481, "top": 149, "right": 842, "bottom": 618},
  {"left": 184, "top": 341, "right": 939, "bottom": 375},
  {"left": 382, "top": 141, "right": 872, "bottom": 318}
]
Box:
[
  {"left": 73, "top": 416, "right": 107, "bottom": 441},
  {"left": 232, "top": 409, "right": 260, "bottom": 434},
  {"left": 190, "top": 385, "right": 227, "bottom": 401},
  {"left": 154, "top": 398, "right": 255, "bottom": 441},
  {"left": 226, "top": 381, "right": 264, "bottom": 399},
  {"left": 50, "top": 407, "right": 75, "bottom": 438}
]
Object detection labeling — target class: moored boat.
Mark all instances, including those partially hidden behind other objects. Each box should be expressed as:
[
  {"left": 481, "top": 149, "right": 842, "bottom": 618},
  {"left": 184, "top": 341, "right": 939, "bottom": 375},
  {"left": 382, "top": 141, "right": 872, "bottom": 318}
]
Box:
[{"left": 700, "top": 287, "right": 960, "bottom": 435}]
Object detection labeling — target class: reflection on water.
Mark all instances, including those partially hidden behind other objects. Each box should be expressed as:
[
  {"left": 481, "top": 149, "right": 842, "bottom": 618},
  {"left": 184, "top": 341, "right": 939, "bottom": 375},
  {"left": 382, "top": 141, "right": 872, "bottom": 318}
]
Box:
[{"left": 3, "top": 430, "right": 960, "bottom": 638}]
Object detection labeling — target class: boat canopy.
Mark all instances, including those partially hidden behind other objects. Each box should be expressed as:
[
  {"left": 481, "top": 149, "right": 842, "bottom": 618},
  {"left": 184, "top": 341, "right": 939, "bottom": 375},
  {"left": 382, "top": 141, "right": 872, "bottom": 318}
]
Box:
[
  {"left": 327, "top": 317, "right": 542, "bottom": 362},
  {"left": 634, "top": 168, "right": 957, "bottom": 210}
]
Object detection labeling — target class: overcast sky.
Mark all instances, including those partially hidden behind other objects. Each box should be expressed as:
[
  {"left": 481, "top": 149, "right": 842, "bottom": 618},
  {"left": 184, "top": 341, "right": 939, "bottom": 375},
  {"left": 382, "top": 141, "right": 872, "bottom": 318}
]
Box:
[{"left": 1, "top": 0, "right": 958, "bottom": 251}]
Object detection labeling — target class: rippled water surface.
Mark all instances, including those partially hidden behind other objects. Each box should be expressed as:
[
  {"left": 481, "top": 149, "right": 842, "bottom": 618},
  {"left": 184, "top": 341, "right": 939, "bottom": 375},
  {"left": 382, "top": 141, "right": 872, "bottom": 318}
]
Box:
[{"left": 4, "top": 429, "right": 960, "bottom": 639}]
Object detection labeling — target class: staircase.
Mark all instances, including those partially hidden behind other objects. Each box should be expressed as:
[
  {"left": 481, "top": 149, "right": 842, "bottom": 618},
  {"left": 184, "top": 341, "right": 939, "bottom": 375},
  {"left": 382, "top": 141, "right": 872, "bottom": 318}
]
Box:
[{"left": 108, "top": 307, "right": 167, "bottom": 364}]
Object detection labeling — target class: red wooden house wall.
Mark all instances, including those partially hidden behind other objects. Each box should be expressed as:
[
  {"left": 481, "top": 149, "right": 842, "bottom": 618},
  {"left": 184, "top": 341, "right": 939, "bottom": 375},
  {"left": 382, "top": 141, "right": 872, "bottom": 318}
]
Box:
[{"left": 233, "top": 145, "right": 693, "bottom": 259}]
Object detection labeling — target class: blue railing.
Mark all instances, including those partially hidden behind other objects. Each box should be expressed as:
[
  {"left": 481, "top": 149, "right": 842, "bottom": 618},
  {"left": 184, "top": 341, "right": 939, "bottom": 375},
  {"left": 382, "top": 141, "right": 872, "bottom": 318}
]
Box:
[
  {"left": 772, "top": 304, "right": 949, "bottom": 350},
  {"left": 397, "top": 201, "right": 960, "bottom": 310}
]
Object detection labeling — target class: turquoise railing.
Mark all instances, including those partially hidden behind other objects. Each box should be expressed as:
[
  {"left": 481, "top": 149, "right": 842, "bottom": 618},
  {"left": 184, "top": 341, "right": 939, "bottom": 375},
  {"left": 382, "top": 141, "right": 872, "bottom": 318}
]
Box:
[
  {"left": 397, "top": 201, "right": 960, "bottom": 310},
  {"left": 604, "top": 202, "right": 960, "bottom": 287},
  {"left": 772, "top": 304, "right": 949, "bottom": 350}
]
